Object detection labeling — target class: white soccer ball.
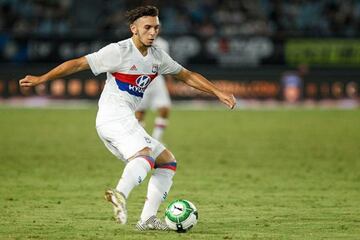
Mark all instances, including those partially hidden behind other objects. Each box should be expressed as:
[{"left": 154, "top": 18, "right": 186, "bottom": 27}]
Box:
[{"left": 165, "top": 199, "right": 198, "bottom": 232}]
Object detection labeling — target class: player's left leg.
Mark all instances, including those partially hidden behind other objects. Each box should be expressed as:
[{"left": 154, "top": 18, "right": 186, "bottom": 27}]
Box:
[{"left": 137, "top": 149, "right": 176, "bottom": 230}]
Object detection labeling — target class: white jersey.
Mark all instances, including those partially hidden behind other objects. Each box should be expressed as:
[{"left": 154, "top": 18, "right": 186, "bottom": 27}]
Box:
[
  {"left": 137, "top": 37, "right": 171, "bottom": 111},
  {"left": 85, "top": 38, "right": 183, "bottom": 127}
]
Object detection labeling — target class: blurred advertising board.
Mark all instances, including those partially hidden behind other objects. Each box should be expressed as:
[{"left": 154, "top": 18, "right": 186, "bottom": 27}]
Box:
[
  {"left": 1, "top": 35, "right": 360, "bottom": 67},
  {"left": 1, "top": 35, "right": 359, "bottom": 101},
  {"left": 285, "top": 39, "right": 360, "bottom": 67},
  {"left": 0, "top": 69, "right": 358, "bottom": 100},
  {"left": 170, "top": 36, "right": 275, "bottom": 67},
  {"left": 0, "top": 35, "right": 277, "bottom": 67}
]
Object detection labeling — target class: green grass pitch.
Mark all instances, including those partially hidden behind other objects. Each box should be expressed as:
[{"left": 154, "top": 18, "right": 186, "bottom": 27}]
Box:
[{"left": 0, "top": 107, "right": 359, "bottom": 239}]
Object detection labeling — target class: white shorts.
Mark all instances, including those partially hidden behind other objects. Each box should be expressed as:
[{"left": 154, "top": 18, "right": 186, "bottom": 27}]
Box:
[
  {"left": 96, "top": 114, "right": 166, "bottom": 162},
  {"left": 137, "top": 75, "right": 171, "bottom": 111}
]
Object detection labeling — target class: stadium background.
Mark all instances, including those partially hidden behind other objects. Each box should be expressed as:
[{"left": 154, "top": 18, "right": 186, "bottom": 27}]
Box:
[{"left": 0, "top": 0, "right": 359, "bottom": 104}]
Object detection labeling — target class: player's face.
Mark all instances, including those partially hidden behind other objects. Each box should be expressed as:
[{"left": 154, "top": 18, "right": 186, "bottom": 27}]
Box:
[{"left": 131, "top": 16, "right": 160, "bottom": 47}]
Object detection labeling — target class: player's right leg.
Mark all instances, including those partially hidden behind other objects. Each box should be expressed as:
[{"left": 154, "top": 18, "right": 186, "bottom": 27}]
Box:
[
  {"left": 105, "top": 147, "right": 154, "bottom": 224},
  {"left": 96, "top": 119, "right": 156, "bottom": 225}
]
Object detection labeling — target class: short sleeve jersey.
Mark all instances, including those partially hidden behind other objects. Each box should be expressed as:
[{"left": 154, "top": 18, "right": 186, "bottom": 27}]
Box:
[{"left": 85, "top": 38, "right": 183, "bottom": 126}]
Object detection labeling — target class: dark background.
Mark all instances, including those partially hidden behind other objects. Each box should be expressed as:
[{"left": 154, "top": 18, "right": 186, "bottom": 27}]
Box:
[{"left": 1, "top": 0, "right": 359, "bottom": 100}]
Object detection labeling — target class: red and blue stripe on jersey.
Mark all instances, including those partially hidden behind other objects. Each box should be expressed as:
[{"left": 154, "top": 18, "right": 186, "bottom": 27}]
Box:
[{"left": 112, "top": 72, "right": 158, "bottom": 97}]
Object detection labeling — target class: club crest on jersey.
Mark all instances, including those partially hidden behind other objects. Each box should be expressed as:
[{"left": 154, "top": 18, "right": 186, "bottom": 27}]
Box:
[
  {"left": 152, "top": 64, "right": 159, "bottom": 73},
  {"left": 136, "top": 75, "right": 151, "bottom": 88}
]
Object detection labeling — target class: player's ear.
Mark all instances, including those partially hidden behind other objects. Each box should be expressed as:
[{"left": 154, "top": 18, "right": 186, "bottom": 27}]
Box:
[{"left": 130, "top": 24, "right": 137, "bottom": 35}]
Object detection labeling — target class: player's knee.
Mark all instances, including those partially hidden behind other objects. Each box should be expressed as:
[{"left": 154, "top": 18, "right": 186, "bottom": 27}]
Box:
[
  {"left": 155, "top": 153, "right": 177, "bottom": 172},
  {"left": 155, "top": 160, "right": 177, "bottom": 172},
  {"left": 155, "top": 149, "right": 176, "bottom": 171},
  {"left": 128, "top": 147, "right": 155, "bottom": 170},
  {"left": 129, "top": 147, "right": 152, "bottom": 160}
]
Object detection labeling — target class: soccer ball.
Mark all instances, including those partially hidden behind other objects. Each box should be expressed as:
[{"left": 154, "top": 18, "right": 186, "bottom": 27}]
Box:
[{"left": 165, "top": 199, "right": 198, "bottom": 232}]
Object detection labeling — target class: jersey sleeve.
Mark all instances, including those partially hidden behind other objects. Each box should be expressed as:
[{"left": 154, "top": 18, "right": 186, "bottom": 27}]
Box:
[
  {"left": 159, "top": 50, "right": 183, "bottom": 75},
  {"left": 85, "top": 43, "right": 121, "bottom": 76}
]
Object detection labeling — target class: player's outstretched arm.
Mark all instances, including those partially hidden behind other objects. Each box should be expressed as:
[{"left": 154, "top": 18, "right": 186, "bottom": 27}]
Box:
[
  {"left": 19, "top": 57, "right": 90, "bottom": 87},
  {"left": 174, "top": 68, "right": 236, "bottom": 109}
]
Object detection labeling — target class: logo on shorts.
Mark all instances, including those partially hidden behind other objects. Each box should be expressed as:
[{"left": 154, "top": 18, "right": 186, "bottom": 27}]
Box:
[
  {"left": 136, "top": 75, "right": 151, "bottom": 88},
  {"left": 144, "top": 137, "right": 151, "bottom": 143},
  {"left": 152, "top": 64, "right": 159, "bottom": 73}
]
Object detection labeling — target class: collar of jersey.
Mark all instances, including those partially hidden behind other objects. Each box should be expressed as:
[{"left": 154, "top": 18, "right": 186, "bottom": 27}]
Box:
[{"left": 130, "top": 38, "right": 150, "bottom": 59}]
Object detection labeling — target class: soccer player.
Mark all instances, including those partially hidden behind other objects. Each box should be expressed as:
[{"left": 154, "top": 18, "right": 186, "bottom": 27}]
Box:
[
  {"left": 135, "top": 36, "right": 172, "bottom": 142},
  {"left": 19, "top": 6, "right": 236, "bottom": 231}
]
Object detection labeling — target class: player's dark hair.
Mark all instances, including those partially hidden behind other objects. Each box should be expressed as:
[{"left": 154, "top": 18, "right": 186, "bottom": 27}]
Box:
[{"left": 125, "top": 5, "right": 159, "bottom": 24}]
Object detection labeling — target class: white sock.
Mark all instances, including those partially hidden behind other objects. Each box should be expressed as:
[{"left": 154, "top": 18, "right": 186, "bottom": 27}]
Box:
[
  {"left": 152, "top": 117, "right": 168, "bottom": 141},
  {"left": 140, "top": 166, "right": 176, "bottom": 222},
  {"left": 116, "top": 156, "right": 154, "bottom": 198}
]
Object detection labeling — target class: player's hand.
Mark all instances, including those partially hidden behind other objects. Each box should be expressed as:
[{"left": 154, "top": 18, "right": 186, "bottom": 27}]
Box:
[
  {"left": 19, "top": 75, "right": 43, "bottom": 88},
  {"left": 218, "top": 92, "right": 236, "bottom": 109}
]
